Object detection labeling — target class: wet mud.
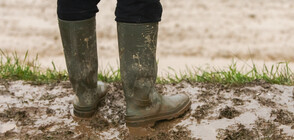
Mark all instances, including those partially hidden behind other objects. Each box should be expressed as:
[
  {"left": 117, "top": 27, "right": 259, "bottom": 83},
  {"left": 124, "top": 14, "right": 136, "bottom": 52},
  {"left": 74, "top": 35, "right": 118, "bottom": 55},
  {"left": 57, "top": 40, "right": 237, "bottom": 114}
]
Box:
[
  {"left": 217, "top": 118, "right": 294, "bottom": 140},
  {"left": 0, "top": 80, "right": 294, "bottom": 139}
]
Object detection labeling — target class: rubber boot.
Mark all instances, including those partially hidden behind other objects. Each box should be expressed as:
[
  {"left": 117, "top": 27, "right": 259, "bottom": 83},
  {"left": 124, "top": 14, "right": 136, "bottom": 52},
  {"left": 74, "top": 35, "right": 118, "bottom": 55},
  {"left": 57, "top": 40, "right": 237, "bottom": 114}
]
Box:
[
  {"left": 117, "top": 22, "right": 191, "bottom": 127},
  {"left": 58, "top": 17, "right": 107, "bottom": 118}
]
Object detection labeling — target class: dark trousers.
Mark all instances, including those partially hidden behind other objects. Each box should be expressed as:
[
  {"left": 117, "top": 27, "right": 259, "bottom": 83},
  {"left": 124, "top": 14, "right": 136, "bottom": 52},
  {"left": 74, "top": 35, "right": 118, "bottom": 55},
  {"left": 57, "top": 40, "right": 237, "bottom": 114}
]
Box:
[{"left": 57, "top": 0, "right": 163, "bottom": 23}]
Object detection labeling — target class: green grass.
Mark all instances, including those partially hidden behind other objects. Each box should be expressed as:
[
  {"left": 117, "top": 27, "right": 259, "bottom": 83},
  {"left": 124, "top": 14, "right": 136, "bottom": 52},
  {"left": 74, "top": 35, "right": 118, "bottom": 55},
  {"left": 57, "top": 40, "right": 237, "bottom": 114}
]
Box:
[
  {"left": 0, "top": 50, "right": 67, "bottom": 84},
  {"left": 157, "top": 61, "right": 294, "bottom": 85},
  {"left": 0, "top": 50, "right": 120, "bottom": 84},
  {"left": 1, "top": 50, "right": 294, "bottom": 85}
]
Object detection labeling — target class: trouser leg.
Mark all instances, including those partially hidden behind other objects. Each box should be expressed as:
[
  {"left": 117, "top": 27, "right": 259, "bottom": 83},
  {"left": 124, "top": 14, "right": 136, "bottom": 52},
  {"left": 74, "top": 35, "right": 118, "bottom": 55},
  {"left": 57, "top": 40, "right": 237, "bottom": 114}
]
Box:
[
  {"left": 115, "top": 0, "right": 163, "bottom": 23},
  {"left": 57, "top": 0, "right": 101, "bottom": 21},
  {"left": 58, "top": 0, "right": 162, "bottom": 22}
]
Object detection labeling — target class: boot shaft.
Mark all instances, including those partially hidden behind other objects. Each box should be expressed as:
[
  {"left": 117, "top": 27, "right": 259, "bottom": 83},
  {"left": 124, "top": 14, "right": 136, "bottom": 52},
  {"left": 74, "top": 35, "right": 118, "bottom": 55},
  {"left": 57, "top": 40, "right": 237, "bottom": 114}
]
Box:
[
  {"left": 59, "top": 17, "right": 98, "bottom": 91},
  {"left": 59, "top": 17, "right": 99, "bottom": 109},
  {"left": 117, "top": 22, "right": 159, "bottom": 107}
]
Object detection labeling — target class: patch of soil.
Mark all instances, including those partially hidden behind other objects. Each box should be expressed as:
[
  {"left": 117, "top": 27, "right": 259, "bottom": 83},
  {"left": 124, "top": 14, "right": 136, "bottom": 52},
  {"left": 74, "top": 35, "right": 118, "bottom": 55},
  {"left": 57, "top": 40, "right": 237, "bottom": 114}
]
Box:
[
  {"left": 197, "top": 89, "right": 216, "bottom": 102},
  {"left": 192, "top": 103, "right": 214, "bottom": 123},
  {"left": 58, "top": 81, "right": 72, "bottom": 89},
  {"left": 44, "top": 83, "right": 58, "bottom": 91},
  {"left": 217, "top": 123, "right": 255, "bottom": 140},
  {"left": 232, "top": 98, "right": 244, "bottom": 106},
  {"left": 233, "top": 87, "right": 257, "bottom": 97},
  {"left": 0, "top": 79, "right": 11, "bottom": 96},
  {"left": 30, "top": 128, "right": 75, "bottom": 139},
  {"left": 0, "top": 107, "right": 37, "bottom": 126},
  {"left": 218, "top": 106, "right": 241, "bottom": 119},
  {"left": 46, "top": 108, "right": 55, "bottom": 116},
  {"left": 2, "top": 129, "right": 18, "bottom": 139},
  {"left": 197, "top": 84, "right": 226, "bottom": 104},
  {"left": 217, "top": 118, "right": 294, "bottom": 140},
  {"left": 271, "top": 109, "right": 294, "bottom": 125},
  {"left": 90, "top": 114, "right": 111, "bottom": 131},
  {"left": 100, "top": 82, "right": 126, "bottom": 127},
  {"left": 257, "top": 97, "right": 276, "bottom": 108},
  {"left": 131, "top": 125, "right": 197, "bottom": 140},
  {"left": 39, "top": 93, "right": 57, "bottom": 101}
]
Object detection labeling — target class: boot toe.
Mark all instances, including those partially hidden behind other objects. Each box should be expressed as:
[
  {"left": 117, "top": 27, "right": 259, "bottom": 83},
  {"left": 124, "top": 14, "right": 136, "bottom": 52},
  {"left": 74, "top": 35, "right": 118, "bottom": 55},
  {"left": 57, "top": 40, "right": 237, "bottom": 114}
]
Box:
[
  {"left": 163, "top": 93, "right": 191, "bottom": 110},
  {"left": 125, "top": 93, "right": 191, "bottom": 127},
  {"left": 173, "top": 93, "right": 190, "bottom": 104}
]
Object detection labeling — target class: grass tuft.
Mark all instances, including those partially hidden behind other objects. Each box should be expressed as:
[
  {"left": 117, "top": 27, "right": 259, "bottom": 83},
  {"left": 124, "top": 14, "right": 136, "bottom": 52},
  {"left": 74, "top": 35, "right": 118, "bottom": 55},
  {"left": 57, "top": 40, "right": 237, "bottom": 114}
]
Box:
[
  {"left": 0, "top": 50, "right": 67, "bottom": 84},
  {"left": 1, "top": 50, "right": 294, "bottom": 85},
  {"left": 98, "top": 66, "right": 121, "bottom": 83},
  {"left": 157, "top": 61, "right": 294, "bottom": 85}
]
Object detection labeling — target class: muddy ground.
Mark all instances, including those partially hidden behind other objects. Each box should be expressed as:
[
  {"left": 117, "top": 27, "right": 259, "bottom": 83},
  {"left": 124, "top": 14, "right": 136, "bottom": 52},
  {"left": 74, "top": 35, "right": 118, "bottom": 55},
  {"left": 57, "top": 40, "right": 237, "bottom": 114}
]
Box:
[
  {"left": 1, "top": 1, "right": 294, "bottom": 139},
  {"left": 0, "top": 80, "right": 294, "bottom": 139}
]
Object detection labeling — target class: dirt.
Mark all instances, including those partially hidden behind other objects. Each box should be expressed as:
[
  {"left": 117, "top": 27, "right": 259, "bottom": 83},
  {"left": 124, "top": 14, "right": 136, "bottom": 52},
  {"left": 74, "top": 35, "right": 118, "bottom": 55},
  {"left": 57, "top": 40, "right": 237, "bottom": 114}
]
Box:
[
  {"left": 1, "top": 0, "right": 294, "bottom": 139},
  {"left": 218, "top": 106, "right": 241, "bottom": 119},
  {"left": 192, "top": 104, "right": 214, "bottom": 123},
  {"left": 271, "top": 109, "right": 294, "bottom": 126},
  {"left": 217, "top": 118, "right": 294, "bottom": 140},
  {"left": 128, "top": 125, "right": 196, "bottom": 140},
  {"left": 257, "top": 97, "right": 277, "bottom": 108},
  {"left": 1, "top": 80, "right": 294, "bottom": 139},
  {"left": 231, "top": 98, "right": 244, "bottom": 106}
]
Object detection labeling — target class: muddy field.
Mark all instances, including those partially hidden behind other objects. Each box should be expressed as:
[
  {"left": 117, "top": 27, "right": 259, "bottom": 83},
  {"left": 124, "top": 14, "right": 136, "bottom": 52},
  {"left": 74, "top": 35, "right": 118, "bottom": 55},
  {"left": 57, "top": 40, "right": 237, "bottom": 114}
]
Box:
[
  {"left": 1, "top": 0, "right": 294, "bottom": 74},
  {"left": 1, "top": 0, "right": 294, "bottom": 139},
  {"left": 0, "top": 80, "right": 294, "bottom": 139}
]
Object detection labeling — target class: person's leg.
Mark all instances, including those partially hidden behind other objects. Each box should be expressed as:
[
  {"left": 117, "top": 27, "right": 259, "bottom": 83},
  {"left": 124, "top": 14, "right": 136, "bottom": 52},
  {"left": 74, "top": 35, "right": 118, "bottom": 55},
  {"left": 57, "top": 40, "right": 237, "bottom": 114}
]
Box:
[
  {"left": 57, "top": 0, "right": 100, "bottom": 21},
  {"left": 115, "top": 0, "right": 162, "bottom": 23},
  {"left": 116, "top": 0, "right": 191, "bottom": 127},
  {"left": 57, "top": 0, "right": 107, "bottom": 118}
]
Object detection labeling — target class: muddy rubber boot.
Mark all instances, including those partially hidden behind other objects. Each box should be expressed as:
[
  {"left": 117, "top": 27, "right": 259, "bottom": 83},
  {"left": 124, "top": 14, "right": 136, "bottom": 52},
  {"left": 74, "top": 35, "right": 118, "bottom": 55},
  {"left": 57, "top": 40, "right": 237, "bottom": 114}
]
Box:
[
  {"left": 117, "top": 22, "right": 191, "bottom": 127},
  {"left": 58, "top": 17, "right": 107, "bottom": 118}
]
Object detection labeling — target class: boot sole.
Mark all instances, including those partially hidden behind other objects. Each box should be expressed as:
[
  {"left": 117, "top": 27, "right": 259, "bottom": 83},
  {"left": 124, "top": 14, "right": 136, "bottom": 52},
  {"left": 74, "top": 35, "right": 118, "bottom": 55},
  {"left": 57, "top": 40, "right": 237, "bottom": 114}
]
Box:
[
  {"left": 126, "top": 100, "right": 192, "bottom": 127},
  {"left": 73, "top": 95, "right": 106, "bottom": 118}
]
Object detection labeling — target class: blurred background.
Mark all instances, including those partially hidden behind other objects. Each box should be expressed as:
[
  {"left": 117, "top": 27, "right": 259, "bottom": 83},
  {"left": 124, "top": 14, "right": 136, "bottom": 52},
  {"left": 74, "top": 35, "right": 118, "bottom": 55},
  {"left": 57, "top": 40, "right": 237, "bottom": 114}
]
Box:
[{"left": 1, "top": 0, "right": 294, "bottom": 76}]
